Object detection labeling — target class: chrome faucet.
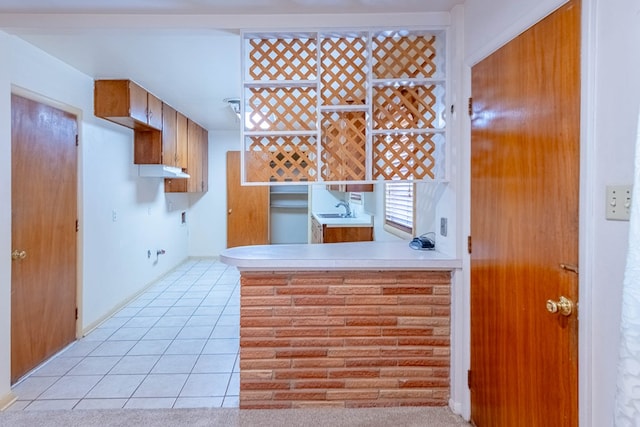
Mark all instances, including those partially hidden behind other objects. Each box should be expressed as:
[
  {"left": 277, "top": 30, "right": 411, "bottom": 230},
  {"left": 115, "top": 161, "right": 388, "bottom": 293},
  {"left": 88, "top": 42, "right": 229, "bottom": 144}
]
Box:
[{"left": 335, "top": 201, "right": 352, "bottom": 217}]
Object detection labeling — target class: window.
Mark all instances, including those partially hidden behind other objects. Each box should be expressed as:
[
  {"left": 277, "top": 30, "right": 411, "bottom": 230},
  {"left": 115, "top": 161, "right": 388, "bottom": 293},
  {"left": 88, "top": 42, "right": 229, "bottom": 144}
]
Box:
[{"left": 384, "top": 182, "right": 414, "bottom": 238}]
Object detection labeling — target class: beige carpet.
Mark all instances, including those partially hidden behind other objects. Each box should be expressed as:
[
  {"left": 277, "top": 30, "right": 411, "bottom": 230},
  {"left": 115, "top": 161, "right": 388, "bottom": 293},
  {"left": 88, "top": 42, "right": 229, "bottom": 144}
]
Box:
[{"left": 0, "top": 407, "right": 470, "bottom": 426}]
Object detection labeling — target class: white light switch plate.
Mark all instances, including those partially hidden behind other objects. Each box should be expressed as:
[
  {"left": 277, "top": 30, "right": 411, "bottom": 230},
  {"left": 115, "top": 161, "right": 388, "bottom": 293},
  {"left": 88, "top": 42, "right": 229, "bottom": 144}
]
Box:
[{"left": 606, "top": 185, "right": 632, "bottom": 221}]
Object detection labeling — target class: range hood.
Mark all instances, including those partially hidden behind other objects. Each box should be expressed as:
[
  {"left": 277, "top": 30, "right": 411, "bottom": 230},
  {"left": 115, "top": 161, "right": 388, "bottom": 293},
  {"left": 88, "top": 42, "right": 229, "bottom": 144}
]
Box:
[{"left": 138, "top": 165, "right": 190, "bottom": 179}]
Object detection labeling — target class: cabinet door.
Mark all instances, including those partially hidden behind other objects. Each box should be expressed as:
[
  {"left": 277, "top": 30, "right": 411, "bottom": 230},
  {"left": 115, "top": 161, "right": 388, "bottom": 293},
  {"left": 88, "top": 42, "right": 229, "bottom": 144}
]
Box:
[
  {"left": 200, "top": 126, "right": 209, "bottom": 192},
  {"left": 187, "top": 119, "right": 203, "bottom": 193},
  {"left": 162, "top": 103, "right": 177, "bottom": 167},
  {"left": 176, "top": 112, "right": 188, "bottom": 170},
  {"left": 146, "top": 92, "right": 163, "bottom": 130},
  {"left": 95, "top": 79, "right": 162, "bottom": 131},
  {"left": 345, "top": 184, "right": 373, "bottom": 192},
  {"left": 165, "top": 120, "right": 207, "bottom": 194},
  {"left": 323, "top": 226, "right": 373, "bottom": 243},
  {"left": 128, "top": 81, "right": 149, "bottom": 126}
]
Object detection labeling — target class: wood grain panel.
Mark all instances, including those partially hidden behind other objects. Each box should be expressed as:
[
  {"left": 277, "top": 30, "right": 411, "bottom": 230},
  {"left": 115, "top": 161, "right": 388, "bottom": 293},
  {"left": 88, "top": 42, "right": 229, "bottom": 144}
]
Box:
[
  {"left": 323, "top": 226, "right": 373, "bottom": 243},
  {"left": 133, "top": 129, "right": 162, "bottom": 164},
  {"left": 200, "top": 125, "right": 209, "bottom": 193},
  {"left": 227, "top": 151, "right": 269, "bottom": 248},
  {"left": 176, "top": 111, "right": 188, "bottom": 169},
  {"left": 146, "top": 92, "right": 163, "bottom": 130},
  {"left": 94, "top": 79, "right": 152, "bottom": 130},
  {"left": 161, "top": 103, "right": 178, "bottom": 166},
  {"left": 470, "top": 1, "right": 580, "bottom": 425},
  {"left": 11, "top": 94, "right": 77, "bottom": 383},
  {"left": 187, "top": 120, "right": 203, "bottom": 192}
]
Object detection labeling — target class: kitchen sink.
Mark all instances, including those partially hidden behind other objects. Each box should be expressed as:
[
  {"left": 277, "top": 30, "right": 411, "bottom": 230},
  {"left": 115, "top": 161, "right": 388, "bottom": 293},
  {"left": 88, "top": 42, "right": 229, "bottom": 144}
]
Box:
[{"left": 316, "top": 213, "right": 348, "bottom": 218}]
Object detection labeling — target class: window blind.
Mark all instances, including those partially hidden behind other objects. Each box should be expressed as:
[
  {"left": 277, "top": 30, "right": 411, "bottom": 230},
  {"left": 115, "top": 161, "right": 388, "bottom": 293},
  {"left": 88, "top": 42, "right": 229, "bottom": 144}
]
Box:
[{"left": 384, "top": 182, "right": 414, "bottom": 234}]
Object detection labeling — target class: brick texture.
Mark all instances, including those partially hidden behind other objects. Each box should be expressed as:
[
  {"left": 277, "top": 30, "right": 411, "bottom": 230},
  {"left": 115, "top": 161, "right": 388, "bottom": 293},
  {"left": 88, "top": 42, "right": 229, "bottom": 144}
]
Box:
[{"left": 239, "top": 270, "right": 452, "bottom": 409}]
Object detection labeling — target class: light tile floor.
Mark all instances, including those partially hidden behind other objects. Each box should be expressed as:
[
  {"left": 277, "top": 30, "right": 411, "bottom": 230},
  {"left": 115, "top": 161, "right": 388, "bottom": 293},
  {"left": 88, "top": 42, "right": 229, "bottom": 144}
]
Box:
[{"left": 7, "top": 259, "right": 240, "bottom": 411}]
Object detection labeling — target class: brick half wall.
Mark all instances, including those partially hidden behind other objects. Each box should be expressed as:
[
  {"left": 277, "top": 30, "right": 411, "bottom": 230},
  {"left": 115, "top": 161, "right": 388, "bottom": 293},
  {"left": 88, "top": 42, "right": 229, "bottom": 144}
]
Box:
[{"left": 239, "top": 270, "right": 452, "bottom": 409}]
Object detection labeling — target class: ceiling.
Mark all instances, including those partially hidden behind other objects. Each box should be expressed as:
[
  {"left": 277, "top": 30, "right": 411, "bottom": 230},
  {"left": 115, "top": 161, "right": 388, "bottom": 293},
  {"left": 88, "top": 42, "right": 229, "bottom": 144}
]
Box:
[{"left": 0, "top": 0, "right": 464, "bottom": 131}]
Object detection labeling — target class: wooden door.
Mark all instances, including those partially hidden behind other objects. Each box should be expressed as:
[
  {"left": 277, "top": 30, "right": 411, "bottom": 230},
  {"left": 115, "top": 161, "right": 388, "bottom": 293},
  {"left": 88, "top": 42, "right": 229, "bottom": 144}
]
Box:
[
  {"left": 11, "top": 94, "right": 78, "bottom": 383},
  {"left": 226, "top": 151, "right": 269, "bottom": 248},
  {"left": 469, "top": 1, "right": 580, "bottom": 425}
]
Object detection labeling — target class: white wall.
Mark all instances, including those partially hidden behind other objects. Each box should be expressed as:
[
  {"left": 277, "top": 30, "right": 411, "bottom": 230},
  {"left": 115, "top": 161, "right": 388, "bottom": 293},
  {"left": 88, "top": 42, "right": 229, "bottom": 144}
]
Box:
[
  {"left": 81, "top": 120, "right": 190, "bottom": 328},
  {"left": 464, "top": 0, "right": 567, "bottom": 64},
  {"left": 188, "top": 130, "right": 239, "bottom": 257},
  {"left": 589, "top": 0, "right": 640, "bottom": 425},
  {"left": 0, "top": 33, "right": 192, "bottom": 401},
  {"left": 0, "top": 32, "right": 13, "bottom": 407}
]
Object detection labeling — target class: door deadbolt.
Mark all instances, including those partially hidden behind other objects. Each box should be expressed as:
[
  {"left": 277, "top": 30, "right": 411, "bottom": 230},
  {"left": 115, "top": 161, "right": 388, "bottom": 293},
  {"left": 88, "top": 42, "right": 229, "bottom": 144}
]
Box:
[{"left": 546, "top": 296, "right": 574, "bottom": 317}]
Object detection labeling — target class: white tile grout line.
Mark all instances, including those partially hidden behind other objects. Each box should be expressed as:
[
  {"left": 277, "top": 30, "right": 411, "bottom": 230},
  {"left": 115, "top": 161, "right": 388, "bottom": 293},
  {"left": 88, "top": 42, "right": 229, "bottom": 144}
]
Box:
[{"left": 10, "top": 260, "right": 240, "bottom": 411}]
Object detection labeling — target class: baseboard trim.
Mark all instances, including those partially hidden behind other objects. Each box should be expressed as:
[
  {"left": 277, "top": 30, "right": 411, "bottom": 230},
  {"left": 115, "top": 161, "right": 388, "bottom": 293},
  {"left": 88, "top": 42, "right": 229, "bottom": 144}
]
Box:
[
  {"left": 449, "top": 399, "right": 461, "bottom": 413},
  {"left": 0, "top": 391, "right": 17, "bottom": 411},
  {"left": 81, "top": 256, "right": 219, "bottom": 335}
]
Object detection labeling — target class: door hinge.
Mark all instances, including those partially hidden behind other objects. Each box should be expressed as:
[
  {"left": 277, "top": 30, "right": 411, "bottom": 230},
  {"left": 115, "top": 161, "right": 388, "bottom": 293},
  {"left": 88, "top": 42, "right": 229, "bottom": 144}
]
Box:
[
  {"left": 467, "top": 235, "right": 472, "bottom": 254},
  {"left": 468, "top": 97, "right": 473, "bottom": 116},
  {"left": 75, "top": 307, "right": 78, "bottom": 320},
  {"left": 467, "top": 369, "right": 472, "bottom": 389},
  {"left": 75, "top": 134, "right": 79, "bottom": 146},
  {"left": 76, "top": 220, "right": 79, "bottom": 232}
]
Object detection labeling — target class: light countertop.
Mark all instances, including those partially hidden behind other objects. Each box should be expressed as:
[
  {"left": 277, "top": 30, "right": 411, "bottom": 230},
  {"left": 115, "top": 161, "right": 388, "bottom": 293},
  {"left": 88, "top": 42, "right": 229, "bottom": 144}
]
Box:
[
  {"left": 312, "top": 212, "right": 373, "bottom": 227},
  {"left": 220, "top": 241, "right": 461, "bottom": 271}
]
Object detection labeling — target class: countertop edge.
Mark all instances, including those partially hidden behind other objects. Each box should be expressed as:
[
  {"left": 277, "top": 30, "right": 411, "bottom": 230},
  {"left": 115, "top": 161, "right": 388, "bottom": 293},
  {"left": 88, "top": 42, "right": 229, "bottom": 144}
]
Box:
[{"left": 220, "top": 241, "right": 462, "bottom": 271}]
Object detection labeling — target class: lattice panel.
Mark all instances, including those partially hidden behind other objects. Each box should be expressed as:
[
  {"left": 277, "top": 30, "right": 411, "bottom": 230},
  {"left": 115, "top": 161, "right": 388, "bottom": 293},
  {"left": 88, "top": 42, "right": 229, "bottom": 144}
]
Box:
[
  {"left": 320, "top": 36, "right": 367, "bottom": 106},
  {"left": 373, "top": 85, "right": 443, "bottom": 130},
  {"left": 245, "top": 136, "right": 317, "bottom": 182},
  {"left": 321, "top": 111, "right": 367, "bottom": 181},
  {"left": 246, "top": 87, "right": 317, "bottom": 131},
  {"left": 372, "top": 33, "right": 437, "bottom": 79},
  {"left": 373, "top": 133, "right": 436, "bottom": 180},
  {"left": 248, "top": 37, "right": 317, "bottom": 81}
]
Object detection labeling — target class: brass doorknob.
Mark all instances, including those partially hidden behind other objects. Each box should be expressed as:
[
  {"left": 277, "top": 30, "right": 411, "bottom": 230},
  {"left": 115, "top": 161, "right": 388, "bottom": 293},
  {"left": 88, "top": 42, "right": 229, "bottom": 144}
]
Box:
[
  {"left": 228, "top": 209, "right": 232, "bottom": 214},
  {"left": 546, "top": 296, "right": 574, "bottom": 317},
  {"left": 11, "top": 250, "right": 27, "bottom": 260}
]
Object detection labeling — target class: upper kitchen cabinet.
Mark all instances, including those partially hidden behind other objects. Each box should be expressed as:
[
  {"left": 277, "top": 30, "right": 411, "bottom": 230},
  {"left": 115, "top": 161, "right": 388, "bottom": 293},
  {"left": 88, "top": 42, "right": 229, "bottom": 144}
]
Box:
[
  {"left": 165, "top": 119, "right": 208, "bottom": 193},
  {"left": 137, "top": 103, "right": 188, "bottom": 167},
  {"left": 94, "top": 79, "right": 162, "bottom": 130},
  {"left": 175, "top": 111, "right": 189, "bottom": 170},
  {"left": 94, "top": 80, "right": 202, "bottom": 185}
]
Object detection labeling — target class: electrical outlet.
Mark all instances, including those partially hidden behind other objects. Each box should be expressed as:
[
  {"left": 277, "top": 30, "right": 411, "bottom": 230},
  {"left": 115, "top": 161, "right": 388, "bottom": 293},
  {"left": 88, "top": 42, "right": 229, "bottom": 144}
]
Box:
[
  {"left": 440, "top": 217, "right": 448, "bottom": 236},
  {"left": 606, "top": 185, "right": 632, "bottom": 221}
]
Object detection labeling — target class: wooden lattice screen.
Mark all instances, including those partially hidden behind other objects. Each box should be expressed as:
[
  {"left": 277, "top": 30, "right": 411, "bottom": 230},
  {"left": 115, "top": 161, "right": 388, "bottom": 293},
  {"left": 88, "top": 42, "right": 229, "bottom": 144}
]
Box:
[
  {"left": 248, "top": 37, "right": 317, "bottom": 81},
  {"left": 321, "top": 111, "right": 367, "bottom": 181},
  {"left": 246, "top": 86, "right": 317, "bottom": 131},
  {"left": 320, "top": 36, "right": 368, "bottom": 106},
  {"left": 246, "top": 136, "right": 317, "bottom": 182},
  {"left": 371, "top": 34, "right": 438, "bottom": 79},
  {"left": 373, "top": 133, "right": 437, "bottom": 180},
  {"left": 243, "top": 31, "right": 445, "bottom": 183}
]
